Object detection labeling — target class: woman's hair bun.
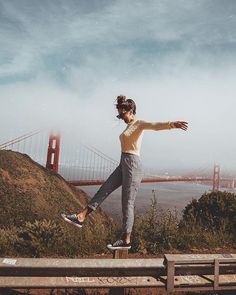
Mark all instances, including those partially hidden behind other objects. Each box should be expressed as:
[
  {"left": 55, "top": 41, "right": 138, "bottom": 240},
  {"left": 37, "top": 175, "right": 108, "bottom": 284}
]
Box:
[{"left": 116, "top": 95, "right": 126, "bottom": 105}]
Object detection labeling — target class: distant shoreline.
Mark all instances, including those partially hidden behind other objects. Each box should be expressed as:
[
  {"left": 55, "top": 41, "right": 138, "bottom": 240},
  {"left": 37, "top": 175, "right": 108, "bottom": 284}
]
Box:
[{"left": 79, "top": 182, "right": 224, "bottom": 222}]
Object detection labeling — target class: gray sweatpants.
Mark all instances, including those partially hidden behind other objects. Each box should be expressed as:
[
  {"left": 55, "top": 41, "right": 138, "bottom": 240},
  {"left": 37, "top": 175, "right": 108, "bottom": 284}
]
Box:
[{"left": 87, "top": 152, "right": 143, "bottom": 234}]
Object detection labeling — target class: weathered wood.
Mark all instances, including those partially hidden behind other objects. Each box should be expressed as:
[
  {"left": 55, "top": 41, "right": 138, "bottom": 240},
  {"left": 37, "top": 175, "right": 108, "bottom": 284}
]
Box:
[
  {"left": 214, "top": 258, "right": 219, "bottom": 290},
  {"left": 164, "top": 253, "right": 236, "bottom": 293},
  {"left": 110, "top": 249, "right": 129, "bottom": 295},
  {"left": 166, "top": 261, "right": 175, "bottom": 294},
  {"left": 0, "top": 276, "right": 165, "bottom": 288},
  {"left": 0, "top": 257, "right": 164, "bottom": 269},
  {"left": 113, "top": 249, "right": 128, "bottom": 259},
  {"left": 0, "top": 255, "right": 235, "bottom": 293},
  {"left": 164, "top": 253, "right": 236, "bottom": 264}
]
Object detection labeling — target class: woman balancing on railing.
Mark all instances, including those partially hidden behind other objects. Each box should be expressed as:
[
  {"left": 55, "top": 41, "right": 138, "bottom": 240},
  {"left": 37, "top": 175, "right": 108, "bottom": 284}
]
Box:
[{"left": 62, "top": 95, "right": 188, "bottom": 250}]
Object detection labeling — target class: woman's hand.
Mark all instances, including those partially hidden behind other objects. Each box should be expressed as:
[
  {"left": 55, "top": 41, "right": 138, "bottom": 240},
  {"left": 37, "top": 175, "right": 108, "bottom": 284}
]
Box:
[{"left": 171, "top": 121, "right": 188, "bottom": 131}]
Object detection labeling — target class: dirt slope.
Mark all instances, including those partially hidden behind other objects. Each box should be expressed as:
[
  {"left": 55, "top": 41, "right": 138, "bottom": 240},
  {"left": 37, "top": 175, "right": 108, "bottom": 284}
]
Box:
[{"left": 0, "top": 150, "right": 112, "bottom": 228}]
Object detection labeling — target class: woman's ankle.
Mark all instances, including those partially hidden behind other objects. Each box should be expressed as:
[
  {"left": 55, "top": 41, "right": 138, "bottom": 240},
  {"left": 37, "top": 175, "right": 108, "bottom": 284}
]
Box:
[
  {"left": 77, "top": 213, "right": 85, "bottom": 222},
  {"left": 122, "top": 232, "right": 131, "bottom": 244},
  {"left": 77, "top": 206, "right": 93, "bottom": 221}
]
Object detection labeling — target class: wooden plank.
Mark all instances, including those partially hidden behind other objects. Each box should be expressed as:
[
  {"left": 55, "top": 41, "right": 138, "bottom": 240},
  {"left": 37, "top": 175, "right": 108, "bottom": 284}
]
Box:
[
  {"left": 205, "top": 274, "right": 236, "bottom": 285},
  {"left": 167, "top": 274, "right": 236, "bottom": 288},
  {"left": 0, "top": 258, "right": 164, "bottom": 269},
  {"left": 3, "top": 256, "right": 233, "bottom": 270},
  {"left": 173, "top": 286, "right": 236, "bottom": 292},
  {"left": 0, "top": 276, "right": 165, "bottom": 288},
  {"left": 173, "top": 274, "right": 213, "bottom": 287},
  {"left": 164, "top": 254, "right": 236, "bottom": 264},
  {"left": 174, "top": 264, "right": 235, "bottom": 276},
  {"left": 160, "top": 273, "right": 236, "bottom": 292}
]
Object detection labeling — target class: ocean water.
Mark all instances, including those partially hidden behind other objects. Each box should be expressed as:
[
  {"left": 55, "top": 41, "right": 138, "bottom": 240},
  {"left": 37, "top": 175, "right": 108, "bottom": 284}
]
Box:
[{"left": 79, "top": 182, "right": 214, "bottom": 222}]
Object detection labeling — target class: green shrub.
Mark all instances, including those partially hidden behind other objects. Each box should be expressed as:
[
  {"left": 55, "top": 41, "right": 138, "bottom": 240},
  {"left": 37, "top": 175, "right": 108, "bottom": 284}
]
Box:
[
  {"left": 0, "top": 215, "right": 120, "bottom": 257},
  {"left": 178, "top": 191, "right": 236, "bottom": 249},
  {"left": 132, "top": 190, "right": 236, "bottom": 253},
  {"left": 15, "top": 219, "right": 64, "bottom": 257},
  {"left": 181, "top": 191, "right": 236, "bottom": 233},
  {"left": 131, "top": 194, "right": 179, "bottom": 254},
  {"left": 0, "top": 227, "right": 18, "bottom": 256},
  {"left": 1, "top": 191, "right": 235, "bottom": 257}
]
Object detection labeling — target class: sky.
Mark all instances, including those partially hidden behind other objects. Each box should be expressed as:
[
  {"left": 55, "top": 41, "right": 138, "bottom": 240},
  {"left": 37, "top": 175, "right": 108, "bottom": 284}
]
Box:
[{"left": 0, "top": 0, "right": 236, "bottom": 174}]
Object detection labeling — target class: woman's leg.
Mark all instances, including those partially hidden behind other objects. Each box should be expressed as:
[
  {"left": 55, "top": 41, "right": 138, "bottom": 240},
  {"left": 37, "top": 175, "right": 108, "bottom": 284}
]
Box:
[
  {"left": 78, "top": 163, "right": 122, "bottom": 221},
  {"left": 63, "top": 161, "right": 123, "bottom": 228},
  {"left": 121, "top": 154, "right": 143, "bottom": 243}
]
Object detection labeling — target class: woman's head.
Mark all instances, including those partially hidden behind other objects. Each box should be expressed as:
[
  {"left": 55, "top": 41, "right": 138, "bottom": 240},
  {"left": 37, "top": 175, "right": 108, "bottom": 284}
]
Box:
[{"left": 115, "top": 95, "right": 136, "bottom": 120}]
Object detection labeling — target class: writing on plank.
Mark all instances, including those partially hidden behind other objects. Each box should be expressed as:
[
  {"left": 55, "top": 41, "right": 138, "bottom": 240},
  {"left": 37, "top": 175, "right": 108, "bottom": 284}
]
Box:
[{"left": 66, "top": 277, "right": 95, "bottom": 283}]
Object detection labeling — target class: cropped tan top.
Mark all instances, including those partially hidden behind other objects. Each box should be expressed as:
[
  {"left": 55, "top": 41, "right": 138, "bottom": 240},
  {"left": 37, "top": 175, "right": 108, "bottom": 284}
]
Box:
[{"left": 119, "top": 119, "right": 173, "bottom": 156}]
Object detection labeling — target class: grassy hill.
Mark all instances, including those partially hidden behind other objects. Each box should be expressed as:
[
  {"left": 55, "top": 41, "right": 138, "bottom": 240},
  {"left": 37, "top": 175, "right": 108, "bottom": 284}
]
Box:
[{"left": 0, "top": 150, "right": 118, "bottom": 257}]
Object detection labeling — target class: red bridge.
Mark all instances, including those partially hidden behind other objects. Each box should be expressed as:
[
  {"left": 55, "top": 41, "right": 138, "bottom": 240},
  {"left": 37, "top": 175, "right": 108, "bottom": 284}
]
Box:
[{"left": 0, "top": 130, "right": 235, "bottom": 192}]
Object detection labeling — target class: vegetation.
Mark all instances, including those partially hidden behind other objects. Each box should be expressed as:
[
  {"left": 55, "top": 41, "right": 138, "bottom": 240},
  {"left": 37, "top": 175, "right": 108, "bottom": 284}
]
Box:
[
  {"left": 0, "top": 190, "right": 235, "bottom": 257},
  {"left": 0, "top": 218, "right": 119, "bottom": 257},
  {"left": 131, "top": 190, "right": 236, "bottom": 253},
  {"left": 0, "top": 150, "right": 119, "bottom": 257},
  {"left": 177, "top": 191, "right": 236, "bottom": 250}
]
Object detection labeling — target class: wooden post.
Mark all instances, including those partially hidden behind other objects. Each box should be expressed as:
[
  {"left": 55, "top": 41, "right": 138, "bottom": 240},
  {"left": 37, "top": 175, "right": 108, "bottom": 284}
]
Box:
[
  {"left": 214, "top": 258, "right": 219, "bottom": 290},
  {"left": 109, "top": 249, "right": 129, "bottom": 295},
  {"left": 113, "top": 248, "right": 128, "bottom": 259},
  {"left": 166, "top": 260, "right": 175, "bottom": 294}
]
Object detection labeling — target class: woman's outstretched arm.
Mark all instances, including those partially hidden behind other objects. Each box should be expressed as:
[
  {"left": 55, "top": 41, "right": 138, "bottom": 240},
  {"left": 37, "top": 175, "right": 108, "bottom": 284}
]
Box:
[
  {"left": 171, "top": 121, "right": 188, "bottom": 130},
  {"left": 139, "top": 120, "right": 188, "bottom": 131}
]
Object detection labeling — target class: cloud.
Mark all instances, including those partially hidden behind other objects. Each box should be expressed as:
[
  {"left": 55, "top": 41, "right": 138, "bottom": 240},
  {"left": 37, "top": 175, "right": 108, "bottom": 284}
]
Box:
[
  {"left": 1, "top": 0, "right": 236, "bottom": 80},
  {"left": 0, "top": 0, "right": 236, "bottom": 173}
]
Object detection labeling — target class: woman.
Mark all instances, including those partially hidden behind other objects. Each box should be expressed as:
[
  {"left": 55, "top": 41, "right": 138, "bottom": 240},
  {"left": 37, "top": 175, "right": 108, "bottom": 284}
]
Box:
[{"left": 62, "top": 95, "right": 188, "bottom": 250}]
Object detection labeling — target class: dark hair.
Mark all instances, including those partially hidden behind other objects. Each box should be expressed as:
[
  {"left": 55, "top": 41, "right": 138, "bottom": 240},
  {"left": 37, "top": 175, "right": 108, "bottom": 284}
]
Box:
[{"left": 115, "top": 95, "right": 136, "bottom": 115}]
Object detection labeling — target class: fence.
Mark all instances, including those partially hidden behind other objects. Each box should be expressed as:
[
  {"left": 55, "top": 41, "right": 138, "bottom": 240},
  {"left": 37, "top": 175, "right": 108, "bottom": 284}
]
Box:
[{"left": 0, "top": 253, "right": 236, "bottom": 294}]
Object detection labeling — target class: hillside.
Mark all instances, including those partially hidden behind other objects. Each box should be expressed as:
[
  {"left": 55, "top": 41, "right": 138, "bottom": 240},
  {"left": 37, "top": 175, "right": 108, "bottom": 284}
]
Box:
[
  {"left": 0, "top": 150, "right": 118, "bottom": 258},
  {"left": 0, "top": 150, "right": 112, "bottom": 229}
]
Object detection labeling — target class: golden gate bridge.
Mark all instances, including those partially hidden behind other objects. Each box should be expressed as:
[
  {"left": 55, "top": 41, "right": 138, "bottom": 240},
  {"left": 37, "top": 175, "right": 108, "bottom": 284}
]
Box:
[
  {"left": 0, "top": 130, "right": 235, "bottom": 192},
  {"left": 1, "top": 130, "right": 236, "bottom": 293}
]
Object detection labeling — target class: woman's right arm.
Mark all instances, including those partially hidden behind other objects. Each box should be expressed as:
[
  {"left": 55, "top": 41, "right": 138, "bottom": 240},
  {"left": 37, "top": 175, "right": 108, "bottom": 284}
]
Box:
[{"left": 139, "top": 120, "right": 188, "bottom": 131}]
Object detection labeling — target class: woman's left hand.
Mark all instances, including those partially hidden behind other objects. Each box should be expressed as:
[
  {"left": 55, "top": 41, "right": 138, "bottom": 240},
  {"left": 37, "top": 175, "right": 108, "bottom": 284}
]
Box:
[{"left": 172, "top": 121, "right": 188, "bottom": 131}]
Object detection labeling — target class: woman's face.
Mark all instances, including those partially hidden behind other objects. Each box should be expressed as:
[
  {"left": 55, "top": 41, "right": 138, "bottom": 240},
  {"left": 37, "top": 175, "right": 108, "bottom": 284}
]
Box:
[{"left": 117, "top": 108, "right": 134, "bottom": 123}]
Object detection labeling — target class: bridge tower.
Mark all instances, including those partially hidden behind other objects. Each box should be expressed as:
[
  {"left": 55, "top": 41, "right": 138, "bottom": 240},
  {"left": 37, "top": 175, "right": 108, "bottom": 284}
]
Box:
[
  {"left": 212, "top": 164, "right": 220, "bottom": 192},
  {"left": 46, "top": 132, "right": 60, "bottom": 173}
]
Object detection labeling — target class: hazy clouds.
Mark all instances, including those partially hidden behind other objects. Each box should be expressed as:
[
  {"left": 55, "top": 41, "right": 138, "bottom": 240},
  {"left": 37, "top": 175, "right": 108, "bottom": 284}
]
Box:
[{"left": 0, "top": 0, "right": 236, "bottom": 173}]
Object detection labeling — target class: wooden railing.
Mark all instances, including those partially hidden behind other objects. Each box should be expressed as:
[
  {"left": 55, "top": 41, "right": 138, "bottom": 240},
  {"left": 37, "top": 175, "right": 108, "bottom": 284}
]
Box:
[{"left": 0, "top": 252, "right": 236, "bottom": 294}]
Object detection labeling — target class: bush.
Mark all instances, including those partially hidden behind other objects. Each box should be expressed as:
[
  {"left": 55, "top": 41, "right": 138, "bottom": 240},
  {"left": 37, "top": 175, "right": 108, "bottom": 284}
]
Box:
[
  {"left": 15, "top": 219, "right": 64, "bottom": 257},
  {"left": 0, "top": 227, "right": 18, "bottom": 256},
  {"left": 131, "top": 194, "right": 179, "bottom": 254},
  {"left": 0, "top": 215, "right": 119, "bottom": 257},
  {"left": 178, "top": 191, "right": 236, "bottom": 249},
  {"left": 132, "top": 190, "right": 236, "bottom": 253},
  {"left": 1, "top": 191, "right": 235, "bottom": 257}
]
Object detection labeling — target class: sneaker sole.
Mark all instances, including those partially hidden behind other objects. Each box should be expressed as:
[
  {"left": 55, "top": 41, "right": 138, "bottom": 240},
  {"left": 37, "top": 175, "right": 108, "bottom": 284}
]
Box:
[
  {"left": 107, "top": 244, "right": 131, "bottom": 250},
  {"left": 61, "top": 214, "right": 83, "bottom": 228}
]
